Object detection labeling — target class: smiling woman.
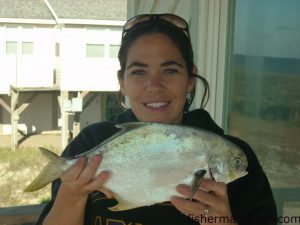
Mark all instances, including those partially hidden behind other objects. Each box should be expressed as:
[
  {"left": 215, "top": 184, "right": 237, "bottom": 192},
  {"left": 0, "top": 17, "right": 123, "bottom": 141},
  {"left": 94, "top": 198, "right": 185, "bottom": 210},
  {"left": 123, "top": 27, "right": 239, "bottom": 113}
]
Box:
[
  {"left": 118, "top": 33, "right": 195, "bottom": 124},
  {"left": 35, "top": 14, "right": 277, "bottom": 225}
]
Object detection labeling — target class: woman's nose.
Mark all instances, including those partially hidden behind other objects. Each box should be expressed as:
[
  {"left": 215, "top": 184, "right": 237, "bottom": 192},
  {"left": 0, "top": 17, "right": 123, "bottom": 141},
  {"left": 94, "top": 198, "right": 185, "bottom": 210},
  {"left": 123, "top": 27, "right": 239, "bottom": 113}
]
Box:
[{"left": 146, "top": 75, "right": 165, "bottom": 93}]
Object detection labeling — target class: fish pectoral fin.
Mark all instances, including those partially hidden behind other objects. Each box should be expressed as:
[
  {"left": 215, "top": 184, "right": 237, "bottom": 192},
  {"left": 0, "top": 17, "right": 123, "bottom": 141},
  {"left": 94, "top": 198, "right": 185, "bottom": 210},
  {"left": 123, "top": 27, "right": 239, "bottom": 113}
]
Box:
[
  {"left": 108, "top": 195, "right": 140, "bottom": 211},
  {"left": 189, "top": 169, "right": 207, "bottom": 200}
]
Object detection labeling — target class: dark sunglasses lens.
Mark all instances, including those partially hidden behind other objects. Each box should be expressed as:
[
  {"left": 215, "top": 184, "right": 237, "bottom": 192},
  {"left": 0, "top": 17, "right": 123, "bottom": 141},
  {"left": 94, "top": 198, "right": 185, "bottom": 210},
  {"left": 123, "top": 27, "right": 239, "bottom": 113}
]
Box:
[
  {"left": 124, "top": 15, "right": 152, "bottom": 30},
  {"left": 160, "top": 14, "right": 188, "bottom": 29}
]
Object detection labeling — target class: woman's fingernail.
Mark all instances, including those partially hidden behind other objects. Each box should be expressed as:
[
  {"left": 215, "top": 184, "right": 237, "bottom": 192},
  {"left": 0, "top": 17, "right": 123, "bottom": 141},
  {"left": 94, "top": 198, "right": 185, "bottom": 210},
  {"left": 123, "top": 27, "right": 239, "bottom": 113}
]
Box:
[
  {"left": 93, "top": 154, "right": 101, "bottom": 162},
  {"left": 170, "top": 196, "right": 181, "bottom": 204},
  {"left": 108, "top": 193, "right": 114, "bottom": 199},
  {"left": 100, "top": 171, "right": 109, "bottom": 179},
  {"left": 177, "top": 184, "right": 184, "bottom": 189},
  {"left": 77, "top": 156, "right": 86, "bottom": 164},
  {"left": 177, "top": 184, "right": 188, "bottom": 192}
]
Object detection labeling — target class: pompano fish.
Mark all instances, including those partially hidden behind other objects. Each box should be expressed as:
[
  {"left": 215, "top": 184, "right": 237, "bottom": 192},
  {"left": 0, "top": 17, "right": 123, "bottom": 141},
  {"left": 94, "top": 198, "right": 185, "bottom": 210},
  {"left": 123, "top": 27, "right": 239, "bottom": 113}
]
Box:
[{"left": 24, "top": 122, "right": 248, "bottom": 211}]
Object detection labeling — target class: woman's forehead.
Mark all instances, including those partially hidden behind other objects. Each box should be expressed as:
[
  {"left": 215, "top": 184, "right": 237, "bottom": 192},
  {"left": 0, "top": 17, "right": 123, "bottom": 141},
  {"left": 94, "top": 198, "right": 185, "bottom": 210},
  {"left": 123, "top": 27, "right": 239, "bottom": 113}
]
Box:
[
  {"left": 126, "top": 33, "right": 185, "bottom": 62},
  {"left": 130, "top": 32, "right": 177, "bottom": 46}
]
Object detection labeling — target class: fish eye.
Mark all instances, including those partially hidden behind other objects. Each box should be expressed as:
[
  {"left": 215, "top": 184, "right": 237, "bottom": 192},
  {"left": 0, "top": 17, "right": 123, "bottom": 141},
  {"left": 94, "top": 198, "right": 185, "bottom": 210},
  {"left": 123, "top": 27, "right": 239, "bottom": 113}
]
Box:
[{"left": 234, "top": 157, "right": 242, "bottom": 166}]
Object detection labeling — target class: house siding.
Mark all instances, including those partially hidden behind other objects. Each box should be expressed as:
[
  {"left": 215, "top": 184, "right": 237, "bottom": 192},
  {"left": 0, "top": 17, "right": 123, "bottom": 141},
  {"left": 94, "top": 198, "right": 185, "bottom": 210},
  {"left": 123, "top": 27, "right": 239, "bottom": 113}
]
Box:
[{"left": 0, "top": 0, "right": 126, "bottom": 138}]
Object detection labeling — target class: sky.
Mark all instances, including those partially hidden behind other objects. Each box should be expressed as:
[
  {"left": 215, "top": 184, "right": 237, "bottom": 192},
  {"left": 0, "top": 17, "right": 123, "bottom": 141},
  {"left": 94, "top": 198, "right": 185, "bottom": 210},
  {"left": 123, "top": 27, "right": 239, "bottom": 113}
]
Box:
[{"left": 234, "top": 0, "right": 300, "bottom": 59}]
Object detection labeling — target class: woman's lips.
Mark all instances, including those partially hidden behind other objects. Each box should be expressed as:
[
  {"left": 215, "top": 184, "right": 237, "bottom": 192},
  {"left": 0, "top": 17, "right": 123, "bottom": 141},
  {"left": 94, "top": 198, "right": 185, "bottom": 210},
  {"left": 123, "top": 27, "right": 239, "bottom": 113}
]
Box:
[{"left": 143, "top": 102, "right": 170, "bottom": 110}]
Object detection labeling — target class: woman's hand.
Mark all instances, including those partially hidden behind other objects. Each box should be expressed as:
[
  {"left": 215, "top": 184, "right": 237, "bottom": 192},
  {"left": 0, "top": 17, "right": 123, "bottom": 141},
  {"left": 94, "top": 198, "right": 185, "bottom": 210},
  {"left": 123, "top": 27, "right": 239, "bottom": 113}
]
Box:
[
  {"left": 59, "top": 154, "right": 113, "bottom": 203},
  {"left": 170, "top": 179, "right": 238, "bottom": 225},
  {"left": 43, "top": 154, "right": 113, "bottom": 225}
]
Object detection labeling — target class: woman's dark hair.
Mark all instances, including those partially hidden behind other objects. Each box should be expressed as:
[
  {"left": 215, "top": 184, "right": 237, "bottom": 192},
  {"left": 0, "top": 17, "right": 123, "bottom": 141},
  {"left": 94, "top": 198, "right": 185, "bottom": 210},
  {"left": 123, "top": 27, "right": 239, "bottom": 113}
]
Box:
[{"left": 117, "top": 18, "right": 209, "bottom": 111}]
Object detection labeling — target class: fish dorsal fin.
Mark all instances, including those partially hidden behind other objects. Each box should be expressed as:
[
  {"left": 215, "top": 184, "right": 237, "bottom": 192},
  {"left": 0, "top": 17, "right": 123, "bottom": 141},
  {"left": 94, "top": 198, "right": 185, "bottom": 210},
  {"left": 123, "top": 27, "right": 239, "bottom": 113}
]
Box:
[
  {"left": 75, "top": 123, "right": 149, "bottom": 158},
  {"left": 115, "top": 122, "right": 150, "bottom": 130},
  {"left": 74, "top": 122, "right": 151, "bottom": 158},
  {"left": 74, "top": 129, "right": 126, "bottom": 158}
]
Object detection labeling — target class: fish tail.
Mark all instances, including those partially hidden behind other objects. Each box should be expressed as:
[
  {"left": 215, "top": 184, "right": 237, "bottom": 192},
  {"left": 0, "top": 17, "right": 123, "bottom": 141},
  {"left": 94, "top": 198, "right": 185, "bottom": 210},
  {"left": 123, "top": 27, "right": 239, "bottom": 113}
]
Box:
[{"left": 24, "top": 147, "right": 67, "bottom": 192}]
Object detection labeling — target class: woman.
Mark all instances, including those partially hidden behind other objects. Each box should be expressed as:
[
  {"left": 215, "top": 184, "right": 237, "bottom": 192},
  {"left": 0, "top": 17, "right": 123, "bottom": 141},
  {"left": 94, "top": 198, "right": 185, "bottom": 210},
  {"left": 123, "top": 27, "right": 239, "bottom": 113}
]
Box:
[{"left": 36, "top": 14, "right": 277, "bottom": 225}]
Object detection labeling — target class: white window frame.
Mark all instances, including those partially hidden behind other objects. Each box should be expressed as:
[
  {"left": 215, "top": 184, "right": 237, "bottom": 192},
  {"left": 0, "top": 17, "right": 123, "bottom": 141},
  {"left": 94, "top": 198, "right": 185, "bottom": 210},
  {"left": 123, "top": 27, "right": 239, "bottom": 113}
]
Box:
[{"left": 190, "top": 0, "right": 234, "bottom": 128}]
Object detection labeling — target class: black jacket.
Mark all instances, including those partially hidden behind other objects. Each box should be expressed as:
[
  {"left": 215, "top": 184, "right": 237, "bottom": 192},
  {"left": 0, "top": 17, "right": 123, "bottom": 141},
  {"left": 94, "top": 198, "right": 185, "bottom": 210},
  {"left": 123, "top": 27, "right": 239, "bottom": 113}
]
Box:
[{"left": 35, "top": 109, "right": 277, "bottom": 225}]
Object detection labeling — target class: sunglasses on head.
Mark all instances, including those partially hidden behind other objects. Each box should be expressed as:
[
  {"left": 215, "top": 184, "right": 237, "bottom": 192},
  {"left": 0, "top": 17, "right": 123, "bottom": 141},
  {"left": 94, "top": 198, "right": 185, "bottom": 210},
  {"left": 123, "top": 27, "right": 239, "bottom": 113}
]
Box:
[{"left": 122, "top": 13, "right": 190, "bottom": 39}]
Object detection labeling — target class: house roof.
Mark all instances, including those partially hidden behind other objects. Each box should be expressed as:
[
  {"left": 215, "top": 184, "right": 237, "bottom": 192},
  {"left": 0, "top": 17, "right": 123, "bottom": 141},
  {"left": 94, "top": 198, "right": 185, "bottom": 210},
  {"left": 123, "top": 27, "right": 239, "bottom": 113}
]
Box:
[
  {"left": 0, "top": 0, "right": 126, "bottom": 24},
  {"left": 0, "top": 0, "right": 53, "bottom": 20},
  {"left": 48, "top": 0, "right": 127, "bottom": 21}
]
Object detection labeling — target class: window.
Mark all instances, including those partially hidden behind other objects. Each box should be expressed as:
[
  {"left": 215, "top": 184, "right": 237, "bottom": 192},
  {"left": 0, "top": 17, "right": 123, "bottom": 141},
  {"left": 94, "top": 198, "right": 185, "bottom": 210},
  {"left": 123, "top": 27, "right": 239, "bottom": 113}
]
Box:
[
  {"left": 6, "top": 41, "right": 17, "bottom": 55},
  {"left": 109, "top": 45, "right": 120, "bottom": 58},
  {"left": 86, "top": 44, "right": 105, "bottom": 58},
  {"left": 55, "top": 43, "right": 60, "bottom": 57},
  {"left": 22, "top": 42, "right": 33, "bottom": 55},
  {"left": 225, "top": 0, "right": 300, "bottom": 216},
  {"left": 6, "top": 25, "right": 18, "bottom": 39}
]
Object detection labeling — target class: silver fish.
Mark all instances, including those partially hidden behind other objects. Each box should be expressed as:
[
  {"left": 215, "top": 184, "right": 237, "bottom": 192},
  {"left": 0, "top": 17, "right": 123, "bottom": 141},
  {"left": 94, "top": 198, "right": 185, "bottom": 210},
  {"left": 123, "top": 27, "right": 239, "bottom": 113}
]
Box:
[{"left": 24, "top": 122, "right": 248, "bottom": 211}]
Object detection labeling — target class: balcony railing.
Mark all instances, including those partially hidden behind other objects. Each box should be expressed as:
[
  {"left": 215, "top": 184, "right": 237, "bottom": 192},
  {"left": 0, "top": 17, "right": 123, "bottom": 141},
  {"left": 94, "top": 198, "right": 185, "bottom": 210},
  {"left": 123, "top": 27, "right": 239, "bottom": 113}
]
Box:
[
  {"left": 0, "top": 203, "right": 45, "bottom": 225},
  {"left": 0, "top": 188, "right": 299, "bottom": 225}
]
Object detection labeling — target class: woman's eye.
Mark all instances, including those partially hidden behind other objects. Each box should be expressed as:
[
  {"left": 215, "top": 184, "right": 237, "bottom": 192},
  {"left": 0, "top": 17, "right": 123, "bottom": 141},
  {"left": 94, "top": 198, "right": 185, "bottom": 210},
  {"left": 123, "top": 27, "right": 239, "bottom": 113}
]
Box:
[
  {"left": 164, "top": 68, "right": 178, "bottom": 75},
  {"left": 131, "top": 70, "right": 145, "bottom": 76}
]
